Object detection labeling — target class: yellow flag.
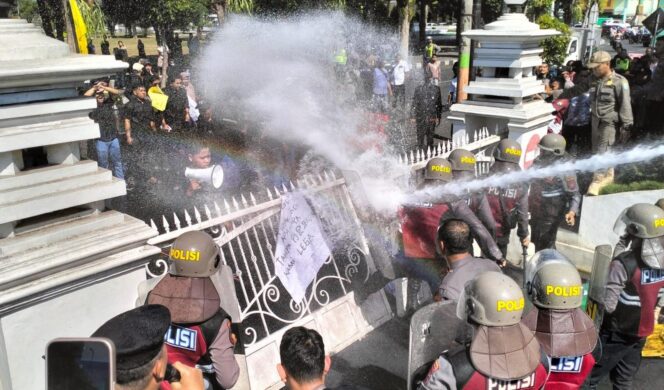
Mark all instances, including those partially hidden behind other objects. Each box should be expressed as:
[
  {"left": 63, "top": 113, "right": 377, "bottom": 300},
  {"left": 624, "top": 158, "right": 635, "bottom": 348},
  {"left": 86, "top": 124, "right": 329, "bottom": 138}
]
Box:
[
  {"left": 148, "top": 89, "right": 169, "bottom": 112},
  {"left": 69, "top": 0, "right": 88, "bottom": 54}
]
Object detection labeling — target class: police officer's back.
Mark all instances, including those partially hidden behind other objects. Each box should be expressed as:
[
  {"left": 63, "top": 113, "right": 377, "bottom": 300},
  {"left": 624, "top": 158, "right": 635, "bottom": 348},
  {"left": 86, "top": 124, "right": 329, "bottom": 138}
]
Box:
[
  {"left": 147, "top": 232, "right": 240, "bottom": 390},
  {"left": 419, "top": 272, "right": 549, "bottom": 389}
]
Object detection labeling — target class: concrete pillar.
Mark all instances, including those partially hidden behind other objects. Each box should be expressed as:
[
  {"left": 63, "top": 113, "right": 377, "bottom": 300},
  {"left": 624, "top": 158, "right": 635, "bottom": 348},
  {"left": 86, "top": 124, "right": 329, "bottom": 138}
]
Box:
[
  {"left": 0, "top": 151, "right": 23, "bottom": 176},
  {"left": 0, "top": 222, "right": 16, "bottom": 239},
  {"left": 46, "top": 142, "right": 80, "bottom": 165}
]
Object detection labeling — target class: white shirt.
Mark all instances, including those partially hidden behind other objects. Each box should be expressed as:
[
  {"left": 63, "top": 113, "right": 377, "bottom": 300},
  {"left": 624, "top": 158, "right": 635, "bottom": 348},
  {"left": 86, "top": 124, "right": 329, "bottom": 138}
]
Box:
[{"left": 392, "top": 60, "right": 411, "bottom": 86}]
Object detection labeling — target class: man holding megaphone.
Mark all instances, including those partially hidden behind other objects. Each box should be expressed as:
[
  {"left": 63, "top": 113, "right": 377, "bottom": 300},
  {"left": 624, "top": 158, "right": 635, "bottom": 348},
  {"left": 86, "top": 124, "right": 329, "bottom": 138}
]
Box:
[{"left": 183, "top": 140, "right": 243, "bottom": 205}]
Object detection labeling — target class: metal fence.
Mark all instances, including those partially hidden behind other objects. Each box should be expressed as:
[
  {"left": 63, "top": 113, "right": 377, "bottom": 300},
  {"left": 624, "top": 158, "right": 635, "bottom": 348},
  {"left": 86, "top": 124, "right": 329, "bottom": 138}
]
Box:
[{"left": 145, "top": 172, "right": 391, "bottom": 385}]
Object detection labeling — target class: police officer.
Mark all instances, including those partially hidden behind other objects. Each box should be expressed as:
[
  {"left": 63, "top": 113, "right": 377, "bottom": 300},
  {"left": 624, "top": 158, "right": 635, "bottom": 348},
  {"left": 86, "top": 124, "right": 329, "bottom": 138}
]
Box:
[
  {"left": 586, "top": 50, "right": 633, "bottom": 196},
  {"left": 587, "top": 204, "right": 664, "bottom": 389},
  {"left": 614, "top": 198, "right": 664, "bottom": 257},
  {"left": 399, "top": 158, "right": 505, "bottom": 310},
  {"left": 419, "top": 272, "right": 549, "bottom": 389},
  {"left": 523, "top": 250, "right": 598, "bottom": 389},
  {"left": 448, "top": 148, "right": 497, "bottom": 239},
  {"left": 485, "top": 139, "right": 530, "bottom": 257},
  {"left": 529, "top": 134, "right": 580, "bottom": 251},
  {"left": 146, "top": 231, "right": 240, "bottom": 390}
]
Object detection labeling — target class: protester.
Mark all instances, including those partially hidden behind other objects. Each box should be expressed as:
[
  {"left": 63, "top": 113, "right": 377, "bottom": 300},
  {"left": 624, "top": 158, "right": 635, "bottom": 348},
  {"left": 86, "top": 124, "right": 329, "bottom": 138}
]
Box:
[
  {"left": 411, "top": 78, "right": 442, "bottom": 149},
  {"left": 163, "top": 74, "right": 191, "bottom": 132},
  {"left": 91, "top": 305, "right": 205, "bottom": 390},
  {"left": 371, "top": 59, "right": 392, "bottom": 113},
  {"left": 391, "top": 53, "right": 410, "bottom": 110},
  {"left": 425, "top": 56, "right": 441, "bottom": 86},
  {"left": 87, "top": 85, "right": 124, "bottom": 179},
  {"left": 87, "top": 38, "right": 96, "bottom": 55},
  {"left": 137, "top": 38, "right": 146, "bottom": 58},
  {"left": 448, "top": 62, "right": 459, "bottom": 105},
  {"left": 612, "top": 49, "right": 631, "bottom": 75},
  {"left": 123, "top": 83, "right": 157, "bottom": 189},
  {"left": 100, "top": 34, "right": 110, "bottom": 55}
]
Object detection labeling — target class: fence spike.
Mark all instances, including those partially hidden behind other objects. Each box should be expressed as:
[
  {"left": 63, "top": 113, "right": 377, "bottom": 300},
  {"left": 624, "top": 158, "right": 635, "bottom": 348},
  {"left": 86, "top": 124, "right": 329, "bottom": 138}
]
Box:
[
  {"left": 173, "top": 213, "right": 181, "bottom": 230},
  {"left": 162, "top": 215, "right": 170, "bottom": 233},
  {"left": 266, "top": 188, "right": 274, "bottom": 200},
  {"left": 184, "top": 209, "right": 192, "bottom": 226},
  {"left": 465, "top": 133, "right": 470, "bottom": 145},
  {"left": 250, "top": 192, "right": 258, "bottom": 205},
  {"left": 204, "top": 204, "right": 212, "bottom": 220},
  {"left": 398, "top": 154, "right": 403, "bottom": 164},
  {"left": 193, "top": 206, "right": 202, "bottom": 224},
  {"left": 289, "top": 180, "right": 296, "bottom": 189},
  {"left": 330, "top": 170, "right": 337, "bottom": 179},
  {"left": 427, "top": 145, "right": 431, "bottom": 159},
  {"left": 232, "top": 197, "right": 240, "bottom": 210},
  {"left": 297, "top": 178, "right": 305, "bottom": 188},
  {"left": 214, "top": 201, "right": 222, "bottom": 217},
  {"left": 150, "top": 219, "right": 157, "bottom": 230},
  {"left": 241, "top": 194, "right": 249, "bottom": 207},
  {"left": 409, "top": 150, "right": 414, "bottom": 164},
  {"left": 474, "top": 130, "right": 478, "bottom": 142},
  {"left": 437, "top": 143, "right": 442, "bottom": 155},
  {"left": 224, "top": 199, "right": 232, "bottom": 213}
]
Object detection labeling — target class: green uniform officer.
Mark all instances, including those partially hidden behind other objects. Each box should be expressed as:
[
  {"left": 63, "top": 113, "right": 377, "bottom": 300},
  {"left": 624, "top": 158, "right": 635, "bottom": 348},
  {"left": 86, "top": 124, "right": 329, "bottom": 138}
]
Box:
[{"left": 586, "top": 51, "right": 633, "bottom": 196}]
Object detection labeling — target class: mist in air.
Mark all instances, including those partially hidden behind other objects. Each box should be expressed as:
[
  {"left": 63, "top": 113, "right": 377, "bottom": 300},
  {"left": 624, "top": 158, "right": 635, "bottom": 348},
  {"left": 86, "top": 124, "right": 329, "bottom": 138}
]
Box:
[
  {"left": 196, "top": 12, "right": 410, "bottom": 213},
  {"left": 196, "top": 12, "right": 664, "bottom": 214}
]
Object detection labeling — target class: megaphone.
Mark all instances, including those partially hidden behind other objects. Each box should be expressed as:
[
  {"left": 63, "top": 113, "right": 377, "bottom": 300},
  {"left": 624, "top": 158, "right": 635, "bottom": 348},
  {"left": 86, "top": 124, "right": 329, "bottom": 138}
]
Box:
[{"left": 185, "top": 165, "right": 224, "bottom": 189}]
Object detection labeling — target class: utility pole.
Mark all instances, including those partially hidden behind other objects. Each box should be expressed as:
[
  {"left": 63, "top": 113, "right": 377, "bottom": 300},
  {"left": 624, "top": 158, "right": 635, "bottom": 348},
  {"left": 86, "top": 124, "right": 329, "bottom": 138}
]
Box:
[{"left": 457, "top": 0, "right": 473, "bottom": 102}]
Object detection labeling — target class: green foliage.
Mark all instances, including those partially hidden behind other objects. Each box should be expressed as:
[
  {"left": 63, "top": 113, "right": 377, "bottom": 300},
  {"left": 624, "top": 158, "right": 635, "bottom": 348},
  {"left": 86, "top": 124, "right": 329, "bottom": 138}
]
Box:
[
  {"left": 77, "top": 0, "right": 107, "bottom": 37},
  {"left": 482, "top": 0, "right": 503, "bottom": 24},
  {"left": 536, "top": 14, "right": 570, "bottom": 65},
  {"left": 527, "top": 0, "right": 553, "bottom": 20},
  {"left": 600, "top": 181, "right": 664, "bottom": 195},
  {"left": 225, "top": 0, "right": 255, "bottom": 13},
  {"left": 10, "top": 0, "right": 39, "bottom": 22}
]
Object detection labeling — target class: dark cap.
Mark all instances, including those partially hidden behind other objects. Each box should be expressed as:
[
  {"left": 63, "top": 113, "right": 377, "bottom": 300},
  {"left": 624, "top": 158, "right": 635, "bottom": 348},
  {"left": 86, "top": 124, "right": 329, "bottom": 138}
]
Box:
[{"left": 91, "top": 305, "right": 170, "bottom": 370}]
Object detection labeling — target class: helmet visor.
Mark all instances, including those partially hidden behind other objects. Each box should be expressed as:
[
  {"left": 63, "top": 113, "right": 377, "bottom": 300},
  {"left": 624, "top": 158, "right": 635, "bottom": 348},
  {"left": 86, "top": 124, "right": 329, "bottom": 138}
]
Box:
[
  {"left": 613, "top": 208, "right": 630, "bottom": 236},
  {"left": 524, "top": 249, "right": 572, "bottom": 293},
  {"left": 641, "top": 236, "right": 664, "bottom": 269},
  {"left": 456, "top": 286, "right": 470, "bottom": 321}
]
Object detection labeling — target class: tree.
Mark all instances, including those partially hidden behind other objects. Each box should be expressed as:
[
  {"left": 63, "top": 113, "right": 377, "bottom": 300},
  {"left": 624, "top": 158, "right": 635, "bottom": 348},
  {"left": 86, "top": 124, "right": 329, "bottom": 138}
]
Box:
[
  {"left": 537, "top": 13, "right": 570, "bottom": 65},
  {"left": 210, "top": 0, "right": 254, "bottom": 26},
  {"left": 396, "top": 0, "right": 415, "bottom": 56},
  {"left": 481, "top": 0, "right": 502, "bottom": 23}
]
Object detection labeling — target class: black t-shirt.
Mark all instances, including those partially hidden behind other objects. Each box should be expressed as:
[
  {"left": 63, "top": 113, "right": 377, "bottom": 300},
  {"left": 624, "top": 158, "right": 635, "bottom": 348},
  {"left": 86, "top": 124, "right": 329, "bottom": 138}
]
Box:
[
  {"left": 123, "top": 96, "right": 155, "bottom": 139},
  {"left": 164, "top": 86, "right": 189, "bottom": 127},
  {"left": 89, "top": 102, "right": 120, "bottom": 141}
]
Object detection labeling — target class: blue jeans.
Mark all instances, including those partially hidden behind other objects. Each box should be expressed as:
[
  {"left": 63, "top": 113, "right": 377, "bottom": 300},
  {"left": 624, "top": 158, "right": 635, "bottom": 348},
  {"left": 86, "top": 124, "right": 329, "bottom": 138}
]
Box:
[{"left": 96, "top": 138, "right": 124, "bottom": 179}]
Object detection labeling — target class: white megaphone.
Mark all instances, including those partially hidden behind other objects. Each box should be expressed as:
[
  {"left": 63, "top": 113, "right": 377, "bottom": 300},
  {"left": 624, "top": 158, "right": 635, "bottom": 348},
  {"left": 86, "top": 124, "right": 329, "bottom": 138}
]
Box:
[{"left": 185, "top": 165, "right": 224, "bottom": 189}]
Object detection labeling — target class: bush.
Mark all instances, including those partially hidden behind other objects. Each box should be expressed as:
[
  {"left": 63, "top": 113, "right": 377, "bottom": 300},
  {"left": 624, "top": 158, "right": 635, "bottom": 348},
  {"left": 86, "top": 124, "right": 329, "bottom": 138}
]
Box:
[
  {"left": 600, "top": 181, "right": 664, "bottom": 195},
  {"left": 536, "top": 14, "right": 571, "bottom": 65}
]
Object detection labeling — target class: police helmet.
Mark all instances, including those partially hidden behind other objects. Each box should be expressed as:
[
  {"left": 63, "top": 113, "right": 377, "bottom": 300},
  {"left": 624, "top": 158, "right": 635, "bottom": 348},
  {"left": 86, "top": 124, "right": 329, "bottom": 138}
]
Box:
[
  {"left": 493, "top": 139, "right": 522, "bottom": 165},
  {"left": 614, "top": 203, "right": 664, "bottom": 239},
  {"left": 424, "top": 157, "right": 453, "bottom": 182},
  {"left": 448, "top": 149, "right": 476, "bottom": 172},
  {"left": 457, "top": 271, "right": 524, "bottom": 326},
  {"left": 530, "top": 259, "right": 583, "bottom": 310},
  {"left": 168, "top": 231, "right": 221, "bottom": 277},
  {"left": 538, "top": 134, "right": 566, "bottom": 156},
  {"left": 656, "top": 198, "right": 664, "bottom": 211}
]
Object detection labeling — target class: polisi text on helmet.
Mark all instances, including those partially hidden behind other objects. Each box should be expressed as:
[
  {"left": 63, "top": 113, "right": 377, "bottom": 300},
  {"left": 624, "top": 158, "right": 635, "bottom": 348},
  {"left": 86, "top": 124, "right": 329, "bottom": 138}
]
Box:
[
  {"left": 654, "top": 219, "right": 664, "bottom": 228},
  {"left": 460, "top": 156, "right": 476, "bottom": 164},
  {"left": 545, "top": 285, "right": 582, "bottom": 297},
  {"left": 169, "top": 248, "right": 201, "bottom": 262},
  {"left": 431, "top": 165, "right": 451, "bottom": 173},
  {"left": 504, "top": 147, "right": 522, "bottom": 157},
  {"left": 496, "top": 297, "right": 524, "bottom": 312}
]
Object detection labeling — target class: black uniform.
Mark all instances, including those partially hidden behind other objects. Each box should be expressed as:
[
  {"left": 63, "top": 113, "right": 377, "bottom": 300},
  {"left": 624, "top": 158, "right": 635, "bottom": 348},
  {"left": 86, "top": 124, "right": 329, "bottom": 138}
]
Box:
[
  {"left": 411, "top": 82, "right": 443, "bottom": 149},
  {"left": 528, "top": 154, "right": 580, "bottom": 251}
]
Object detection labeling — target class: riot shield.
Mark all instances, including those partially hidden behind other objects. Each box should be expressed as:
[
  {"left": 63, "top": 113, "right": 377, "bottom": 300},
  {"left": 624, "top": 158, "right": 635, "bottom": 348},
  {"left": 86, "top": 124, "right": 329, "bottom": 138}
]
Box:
[
  {"left": 407, "top": 301, "right": 465, "bottom": 390},
  {"left": 585, "top": 244, "right": 613, "bottom": 330},
  {"left": 209, "top": 264, "right": 242, "bottom": 322}
]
